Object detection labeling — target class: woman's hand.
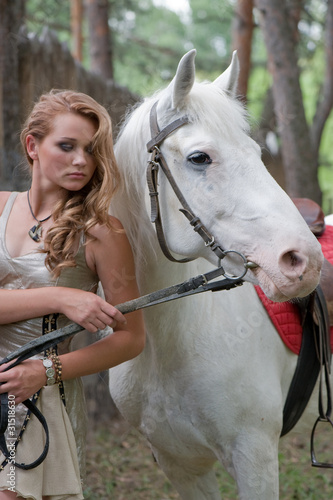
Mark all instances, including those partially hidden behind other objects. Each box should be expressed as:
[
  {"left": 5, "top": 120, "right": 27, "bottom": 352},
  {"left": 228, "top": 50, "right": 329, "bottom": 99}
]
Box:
[
  {"left": 57, "top": 288, "right": 126, "bottom": 333},
  {"left": 0, "top": 359, "right": 46, "bottom": 404}
]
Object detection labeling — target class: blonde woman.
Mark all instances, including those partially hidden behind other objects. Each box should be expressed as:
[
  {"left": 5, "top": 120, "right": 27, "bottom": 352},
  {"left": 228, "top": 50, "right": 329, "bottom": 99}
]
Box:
[{"left": 0, "top": 90, "right": 145, "bottom": 499}]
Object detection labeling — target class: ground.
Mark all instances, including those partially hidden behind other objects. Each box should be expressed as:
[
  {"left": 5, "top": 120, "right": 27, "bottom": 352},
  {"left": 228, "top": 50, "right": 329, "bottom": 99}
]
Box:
[{"left": 84, "top": 414, "right": 333, "bottom": 500}]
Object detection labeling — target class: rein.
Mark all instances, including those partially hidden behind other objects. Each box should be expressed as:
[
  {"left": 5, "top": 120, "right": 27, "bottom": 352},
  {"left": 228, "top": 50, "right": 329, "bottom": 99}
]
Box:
[
  {"left": 0, "top": 269, "right": 244, "bottom": 369},
  {"left": 0, "top": 268, "right": 244, "bottom": 470}
]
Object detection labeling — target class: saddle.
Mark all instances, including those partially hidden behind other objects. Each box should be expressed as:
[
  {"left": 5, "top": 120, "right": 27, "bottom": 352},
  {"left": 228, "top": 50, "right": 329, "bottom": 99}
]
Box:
[
  {"left": 293, "top": 197, "right": 333, "bottom": 326},
  {"left": 292, "top": 197, "right": 326, "bottom": 236},
  {"left": 269, "top": 198, "right": 333, "bottom": 465}
]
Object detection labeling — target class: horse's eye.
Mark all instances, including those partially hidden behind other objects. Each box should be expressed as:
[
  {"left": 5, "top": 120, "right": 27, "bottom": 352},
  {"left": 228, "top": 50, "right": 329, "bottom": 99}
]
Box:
[{"left": 187, "top": 152, "right": 212, "bottom": 166}]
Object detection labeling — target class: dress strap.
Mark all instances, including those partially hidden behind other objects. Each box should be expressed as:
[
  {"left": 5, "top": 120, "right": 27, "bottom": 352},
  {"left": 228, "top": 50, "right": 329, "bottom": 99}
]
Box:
[
  {"left": 0, "top": 192, "right": 19, "bottom": 221},
  {"left": 0, "top": 192, "right": 19, "bottom": 252}
]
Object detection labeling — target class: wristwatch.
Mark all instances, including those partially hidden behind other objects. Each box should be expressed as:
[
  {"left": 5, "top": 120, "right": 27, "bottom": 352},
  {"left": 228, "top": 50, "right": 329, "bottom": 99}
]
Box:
[{"left": 43, "top": 358, "right": 56, "bottom": 386}]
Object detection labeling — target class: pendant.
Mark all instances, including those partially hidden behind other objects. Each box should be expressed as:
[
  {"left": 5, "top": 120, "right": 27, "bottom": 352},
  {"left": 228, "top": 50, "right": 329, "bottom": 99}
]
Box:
[{"left": 29, "top": 223, "right": 43, "bottom": 242}]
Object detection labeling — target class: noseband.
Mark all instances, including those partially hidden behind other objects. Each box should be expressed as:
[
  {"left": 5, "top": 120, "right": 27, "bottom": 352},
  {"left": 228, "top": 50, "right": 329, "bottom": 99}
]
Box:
[{"left": 146, "top": 101, "right": 254, "bottom": 279}]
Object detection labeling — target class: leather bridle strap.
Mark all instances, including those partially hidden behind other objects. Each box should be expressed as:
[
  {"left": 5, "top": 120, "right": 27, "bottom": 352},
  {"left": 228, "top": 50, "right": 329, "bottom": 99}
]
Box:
[
  {"left": 146, "top": 101, "right": 188, "bottom": 152},
  {"left": 146, "top": 101, "right": 227, "bottom": 263}
]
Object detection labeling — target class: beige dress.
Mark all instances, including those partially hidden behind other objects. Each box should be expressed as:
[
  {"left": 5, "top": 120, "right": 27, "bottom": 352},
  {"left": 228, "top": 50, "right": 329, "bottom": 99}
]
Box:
[{"left": 0, "top": 192, "right": 99, "bottom": 499}]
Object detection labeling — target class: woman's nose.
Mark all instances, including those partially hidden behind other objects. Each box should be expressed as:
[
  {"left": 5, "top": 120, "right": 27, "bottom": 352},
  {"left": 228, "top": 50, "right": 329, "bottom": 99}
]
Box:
[{"left": 72, "top": 149, "right": 86, "bottom": 166}]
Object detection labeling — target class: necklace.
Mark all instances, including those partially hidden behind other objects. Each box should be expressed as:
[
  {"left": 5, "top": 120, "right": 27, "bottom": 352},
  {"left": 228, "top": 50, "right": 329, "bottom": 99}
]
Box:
[{"left": 27, "top": 190, "right": 52, "bottom": 242}]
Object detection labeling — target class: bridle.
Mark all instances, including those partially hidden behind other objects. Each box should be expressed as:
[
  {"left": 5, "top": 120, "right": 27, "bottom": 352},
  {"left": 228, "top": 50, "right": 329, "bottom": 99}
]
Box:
[{"left": 146, "top": 100, "right": 256, "bottom": 279}]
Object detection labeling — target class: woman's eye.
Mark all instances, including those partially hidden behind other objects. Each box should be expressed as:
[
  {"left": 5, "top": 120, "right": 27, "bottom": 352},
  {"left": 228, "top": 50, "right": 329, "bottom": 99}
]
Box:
[
  {"left": 59, "top": 143, "right": 73, "bottom": 152},
  {"left": 187, "top": 152, "right": 212, "bottom": 166},
  {"left": 86, "top": 146, "right": 94, "bottom": 155}
]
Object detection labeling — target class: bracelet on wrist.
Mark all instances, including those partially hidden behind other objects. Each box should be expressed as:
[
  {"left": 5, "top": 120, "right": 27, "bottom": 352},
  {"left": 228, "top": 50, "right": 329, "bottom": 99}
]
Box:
[
  {"left": 42, "top": 354, "right": 63, "bottom": 386},
  {"left": 49, "top": 353, "right": 63, "bottom": 384},
  {"left": 42, "top": 357, "right": 56, "bottom": 386}
]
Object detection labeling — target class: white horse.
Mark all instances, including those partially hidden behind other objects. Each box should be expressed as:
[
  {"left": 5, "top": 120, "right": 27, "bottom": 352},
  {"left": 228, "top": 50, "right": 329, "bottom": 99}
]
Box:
[{"left": 109, "top": 50, "right": 327, "bottom": 499}]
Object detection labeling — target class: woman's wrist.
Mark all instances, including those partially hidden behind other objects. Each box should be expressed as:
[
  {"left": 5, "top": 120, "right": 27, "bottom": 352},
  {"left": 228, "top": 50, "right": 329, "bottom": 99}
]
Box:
[
  {"left": 41, "top": 354, "right": 63, "bottom": 386},
  {"left": 42, "top": 357, "right": 56, "bottom": 385}
]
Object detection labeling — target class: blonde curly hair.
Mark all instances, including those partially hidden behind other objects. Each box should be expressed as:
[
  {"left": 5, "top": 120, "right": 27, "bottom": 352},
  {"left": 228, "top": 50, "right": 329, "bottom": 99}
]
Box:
[{"left": 21, "top": 89, "right": 120, "bottom": 277}]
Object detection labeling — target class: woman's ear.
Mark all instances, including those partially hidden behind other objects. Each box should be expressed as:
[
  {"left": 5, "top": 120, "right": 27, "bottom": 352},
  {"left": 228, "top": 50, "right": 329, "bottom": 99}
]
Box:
[{"left": 26, "top": 135, "right": 38, "bottom": 161}]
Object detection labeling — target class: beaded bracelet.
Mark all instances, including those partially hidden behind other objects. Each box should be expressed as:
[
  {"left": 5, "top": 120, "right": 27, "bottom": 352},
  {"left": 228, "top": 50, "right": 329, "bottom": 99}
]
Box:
[{"left": 49, "top": 353, "right": 63, "bottom": 383}]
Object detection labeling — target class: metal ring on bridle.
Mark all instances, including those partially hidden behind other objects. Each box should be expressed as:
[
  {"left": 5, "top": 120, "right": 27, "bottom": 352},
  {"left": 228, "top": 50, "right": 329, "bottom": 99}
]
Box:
[
  {"left": 218, "top": 250, "right": 252, "bottom": 280},
  {"left": 205, "top": 236, "right": 215, "bottom": 247}
]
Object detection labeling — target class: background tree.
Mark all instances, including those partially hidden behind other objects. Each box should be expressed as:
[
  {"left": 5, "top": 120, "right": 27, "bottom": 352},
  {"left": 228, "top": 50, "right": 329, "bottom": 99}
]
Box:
[
  {"left": 71, "top": 0, "right": 83, "bottom": 62},
  {"left": 86, "top": 0, "right": 114, "bottom": 79},
  {"left": 254, "top": 0, "right": 323, "bottom": 203},
  {"left": 231, "top": 0, "right": 254, "bottom": 102}
]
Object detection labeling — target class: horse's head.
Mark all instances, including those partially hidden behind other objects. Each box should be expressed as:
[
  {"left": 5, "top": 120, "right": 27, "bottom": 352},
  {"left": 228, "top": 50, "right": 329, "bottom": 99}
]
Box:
[{"left": 114, "top": 50, "right": 323, "bottom": 302}]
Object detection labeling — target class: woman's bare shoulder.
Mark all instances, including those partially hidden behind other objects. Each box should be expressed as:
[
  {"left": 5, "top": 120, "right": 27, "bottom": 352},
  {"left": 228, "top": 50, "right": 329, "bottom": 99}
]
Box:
[
  {"left": 0, "top": 192, "right": 12, "bottom": 216},
  {"left": 90, "top": 215, "right": 125, "bottom": 241}
]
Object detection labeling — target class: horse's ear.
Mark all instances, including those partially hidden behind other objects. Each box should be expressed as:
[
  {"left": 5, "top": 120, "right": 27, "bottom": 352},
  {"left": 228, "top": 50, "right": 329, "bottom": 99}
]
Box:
[
  {"left": 213, "top": 51, "right": 240, "bottom": 97},
  {"left": 161, "top": 49, "right": 196, "bottom": 111}
]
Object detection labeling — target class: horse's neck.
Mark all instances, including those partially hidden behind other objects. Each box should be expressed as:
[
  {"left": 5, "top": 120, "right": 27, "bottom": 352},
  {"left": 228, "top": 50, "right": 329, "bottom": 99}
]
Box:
[
  {"left": 136, "top": 243, "right": 201, "bottom": 295},
  {"left": 135, "top": 244, "right": 208, "bottom": 329}
]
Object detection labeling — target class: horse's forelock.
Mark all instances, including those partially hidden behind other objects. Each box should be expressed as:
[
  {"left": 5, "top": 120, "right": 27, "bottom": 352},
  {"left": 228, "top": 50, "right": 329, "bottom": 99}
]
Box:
[{"left": 185, "top": 83, "right": 250, "bottom": 138}]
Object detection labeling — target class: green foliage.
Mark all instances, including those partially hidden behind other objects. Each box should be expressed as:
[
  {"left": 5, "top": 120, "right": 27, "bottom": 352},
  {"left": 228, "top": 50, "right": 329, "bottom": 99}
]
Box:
[
  {"left": 111, "top": 0, "right": 189, "bottom": 94},
  {"left": 186, "top": 0, "right": 234, "bottom": 73},
  {"left": 25, "top": 0, "right": 71, "bottom": 44}
]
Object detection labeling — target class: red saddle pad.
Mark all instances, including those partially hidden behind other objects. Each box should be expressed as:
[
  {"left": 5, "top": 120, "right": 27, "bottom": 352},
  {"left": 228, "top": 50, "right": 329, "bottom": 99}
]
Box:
[{"left": 255, "top": 225, "right": 333, "bottom": 354}]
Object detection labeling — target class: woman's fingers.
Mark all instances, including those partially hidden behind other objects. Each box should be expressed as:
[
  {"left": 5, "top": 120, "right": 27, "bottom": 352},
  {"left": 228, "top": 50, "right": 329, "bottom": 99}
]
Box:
[
  {"left": 101, "top": 303, "right": 126, "bottom": 324},
  {"left": 0, "top": 360, "right": 45, "bottom": 404},
  {"left": 61, "top": 290, "right": 126, "bottom": 331}
]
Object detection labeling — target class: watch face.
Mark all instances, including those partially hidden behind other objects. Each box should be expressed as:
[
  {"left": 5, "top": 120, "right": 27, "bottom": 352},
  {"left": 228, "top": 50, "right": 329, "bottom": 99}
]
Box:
[
  {"left": 43, "top": 358, "right": 53, "bottom": 368},
  {"left": 46, "top": 367, "right": 55, "bottom": 377}
]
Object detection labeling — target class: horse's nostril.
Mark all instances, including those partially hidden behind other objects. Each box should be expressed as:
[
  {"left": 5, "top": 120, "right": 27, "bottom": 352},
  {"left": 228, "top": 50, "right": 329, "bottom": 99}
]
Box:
[{"left": 279, "top": 250, "right": 306, "bottom": 278}]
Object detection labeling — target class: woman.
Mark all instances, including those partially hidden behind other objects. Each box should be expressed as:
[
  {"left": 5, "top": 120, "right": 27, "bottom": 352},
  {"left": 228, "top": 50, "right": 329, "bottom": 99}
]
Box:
[{"left": 0, "top": 90, "right": 145, "bottom": 499}]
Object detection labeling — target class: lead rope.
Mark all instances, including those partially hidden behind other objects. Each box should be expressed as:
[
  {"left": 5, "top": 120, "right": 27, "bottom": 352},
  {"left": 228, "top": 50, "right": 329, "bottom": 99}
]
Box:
[{"left": 0, "top": 313, "right": 65, "bottom": 471}]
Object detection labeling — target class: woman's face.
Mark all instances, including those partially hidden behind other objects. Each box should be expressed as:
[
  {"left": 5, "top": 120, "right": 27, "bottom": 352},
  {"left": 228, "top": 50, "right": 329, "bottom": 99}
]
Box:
[{"left": 27, "top": 112, "right": 98, "bottom": 192}]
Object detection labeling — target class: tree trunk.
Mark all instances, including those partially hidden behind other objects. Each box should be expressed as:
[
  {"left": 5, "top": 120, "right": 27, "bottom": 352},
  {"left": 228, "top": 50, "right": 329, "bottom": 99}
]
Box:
[
  {"left": 0, "top": 0, "right": 25, "bottom": 190},
  {"left": 71, "top": 0, "right": 83, "bottom": 62},
  {"left": 310, "top": 0, "right": 333, "bottom": 158},
  {"left": 231, "top": 0, "right": 254, "bottom": 101},
  {"left": 254, "top": 0, "right": 322, "bottom": 204},
  {"left": 85, "top": 0, "right": 114, "bottom": 80}
]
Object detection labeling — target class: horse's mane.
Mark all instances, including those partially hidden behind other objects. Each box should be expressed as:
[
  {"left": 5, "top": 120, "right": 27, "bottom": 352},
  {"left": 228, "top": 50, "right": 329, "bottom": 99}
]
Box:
[{"left": 112, "top": 81, "right": 250, "bottom": 268}]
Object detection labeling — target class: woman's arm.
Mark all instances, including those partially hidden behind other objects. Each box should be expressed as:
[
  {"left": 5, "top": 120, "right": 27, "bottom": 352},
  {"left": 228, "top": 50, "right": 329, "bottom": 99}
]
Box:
[
  {"left": 60, "top": 219, "right": 145, "bottom": 378},
  {"left": 0, "top": 218, "right": 145, "bottom": 403},
  {"left": 0, "top": 287, "right": 124, "bottom": 331}
]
